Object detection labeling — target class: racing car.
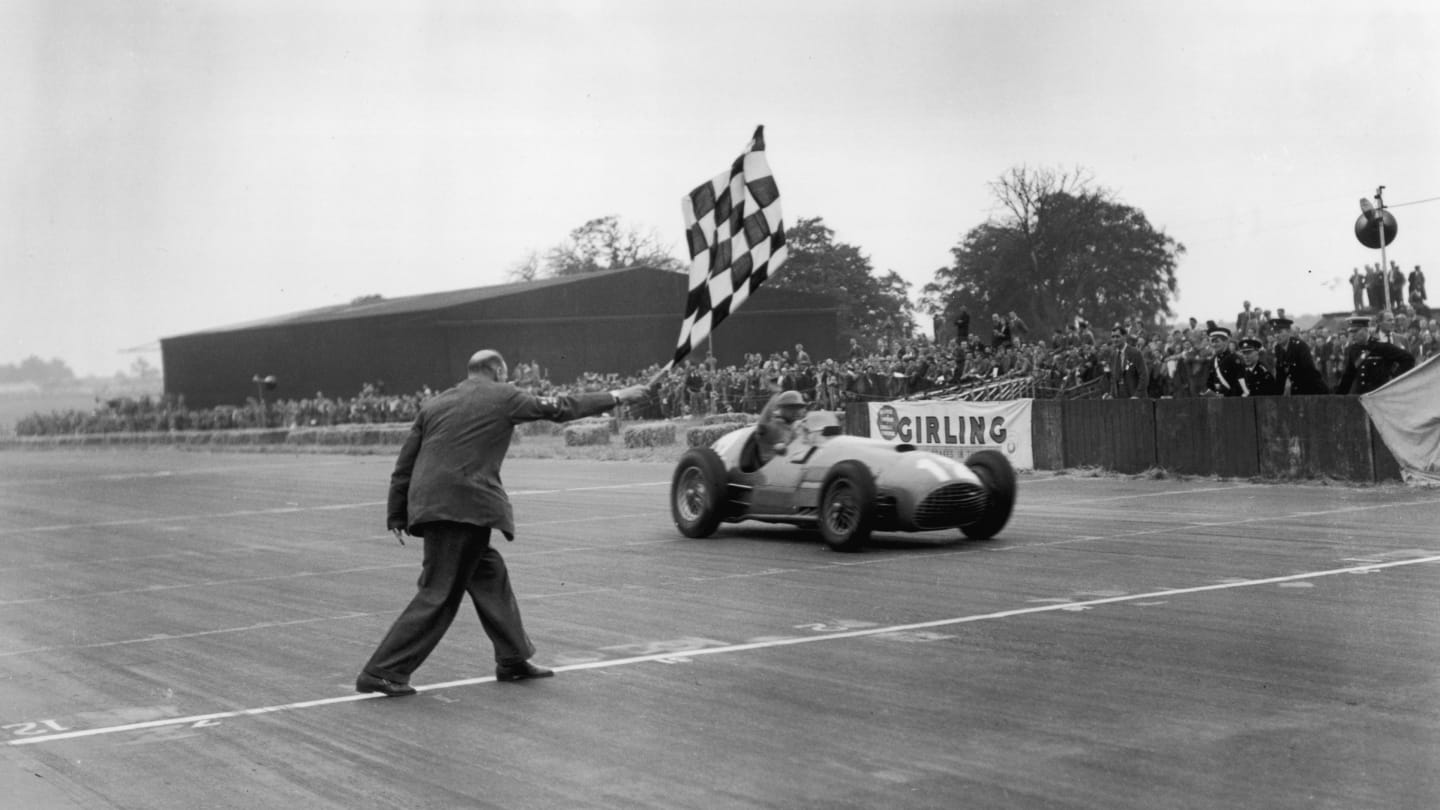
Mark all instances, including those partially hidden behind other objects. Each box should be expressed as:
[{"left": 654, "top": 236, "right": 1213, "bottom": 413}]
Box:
[{"left": 670, "top": 410, "right": 1017, "bottom": 551}]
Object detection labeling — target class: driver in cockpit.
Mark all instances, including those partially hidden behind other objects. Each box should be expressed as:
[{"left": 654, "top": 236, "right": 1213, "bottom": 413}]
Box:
[{"left": 755, "top": 389, "right": 807, "bottom": 465}]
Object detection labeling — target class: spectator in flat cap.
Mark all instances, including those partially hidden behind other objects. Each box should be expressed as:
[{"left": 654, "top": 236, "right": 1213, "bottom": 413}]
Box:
[
  {"left": 1337, "top": 316, "right": 1416, "bottom": 395},
  {"left": 1269, "top": 317, "right": 1329, "bottom": 395},
  {"left": 1205, "top": 325, "right": 1244, "bottom": 397},
  {"left": 1236, "top": 337, "right": 1278, "bottom": 397}
]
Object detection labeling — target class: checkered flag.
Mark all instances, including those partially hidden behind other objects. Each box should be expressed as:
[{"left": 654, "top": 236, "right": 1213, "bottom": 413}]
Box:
[{"left": 670, "top": 125, "right": 787, "bottom": 367}]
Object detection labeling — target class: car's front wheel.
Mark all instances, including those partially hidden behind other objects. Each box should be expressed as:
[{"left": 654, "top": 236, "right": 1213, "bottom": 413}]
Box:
[
  {"left": 961, "top": 449, "right": 1016, "bottom": 540},
  {"left": 671, "top": 447, "right": 727, "bottom": 538},
  {"left": 818, "top": 461, "right": 876, "bottom": 552}
]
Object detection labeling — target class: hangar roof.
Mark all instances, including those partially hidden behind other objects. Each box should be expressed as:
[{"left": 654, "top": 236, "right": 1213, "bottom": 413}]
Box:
[{"left": 167, "top": 266, "right": 672, "bottom": 338}]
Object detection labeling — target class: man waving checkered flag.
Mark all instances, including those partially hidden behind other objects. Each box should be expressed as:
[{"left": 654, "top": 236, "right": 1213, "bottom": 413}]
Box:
[{"left": 670, "top": 125, "right": 787, "bottom": 367}]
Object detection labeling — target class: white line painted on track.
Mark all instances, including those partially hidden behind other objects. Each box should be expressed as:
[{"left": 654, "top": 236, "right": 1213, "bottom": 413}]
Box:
[
  {"left": 1073, "top": 483, "right": 1269, "bottom": 503},
  {"left": 2, "top": 481, "right": 672, "bottom": 535},
  {"left": 0, "top": 518, "right": 672, "bottom": 606},
  {"left": 0, "top": 613, "right": 372, "bottom": 657},
  {"left": 4, "top": 502, "right": 388, "bottom": 535},
  {"left": 0, "top": 458, "right": 367, "bottom": 487},
  {"left": 4, "top": 489, "right": 1433, "bottom": 601},
  {"left": 0, "top": 511, "right": 668, "bottom": 576},
  {"left": 1003, "top": 497, "right": 1440, "bottom": 552},
  {"left": 11, "top": 553, "right": 1440, "bottom": 748},
  {"left": 510, "top": 481, "right": 670, "bottom": 496}
]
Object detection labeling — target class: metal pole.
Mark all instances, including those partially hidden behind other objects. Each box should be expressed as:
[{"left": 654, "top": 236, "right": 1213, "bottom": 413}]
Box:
[
  {"left": 1377, "top": 187, "right": 1391, "bottom": 314},
  {"left": 253, "top": 375, "right": 266, "bottom": 428}
]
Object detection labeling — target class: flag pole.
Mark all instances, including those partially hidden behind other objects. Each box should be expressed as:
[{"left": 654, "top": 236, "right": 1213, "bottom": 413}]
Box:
[
  {"left": 1376, "top": 186, "right": 1391, "bottom": 314},
  {"left": 647, "top": 330, "right": 713, "bottom": 388}
]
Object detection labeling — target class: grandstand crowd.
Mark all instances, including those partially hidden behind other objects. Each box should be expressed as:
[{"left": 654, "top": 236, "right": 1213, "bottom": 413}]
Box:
[{"left": 13, "top": 278, "right": 1433, "bottom": 437}]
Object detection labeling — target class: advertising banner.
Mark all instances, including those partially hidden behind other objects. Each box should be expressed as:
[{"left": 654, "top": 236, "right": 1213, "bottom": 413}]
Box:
[{"left": 868, "top": 399, "right": 1034, "bottom": 470}]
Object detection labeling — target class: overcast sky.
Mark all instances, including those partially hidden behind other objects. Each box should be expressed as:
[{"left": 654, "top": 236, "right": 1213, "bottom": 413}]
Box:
[{"left": 3, "top": 0, "right": 1437, "bottom": 377}]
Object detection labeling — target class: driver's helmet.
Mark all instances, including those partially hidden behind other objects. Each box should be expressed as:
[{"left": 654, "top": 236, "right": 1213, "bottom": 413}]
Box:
[{"left": 774, "top": 390, "right": 806, "bottom": 422}]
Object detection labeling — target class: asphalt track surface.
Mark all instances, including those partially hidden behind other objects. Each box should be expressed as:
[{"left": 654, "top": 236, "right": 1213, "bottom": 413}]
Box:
[{"left": 1, "top": 449, "right": 1438, "bottom": 810}]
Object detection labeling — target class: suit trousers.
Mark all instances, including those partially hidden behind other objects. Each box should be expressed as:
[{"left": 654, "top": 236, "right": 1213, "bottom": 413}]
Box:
[{"left": 363, "top": 522, "right": 535, "bottom": 683}]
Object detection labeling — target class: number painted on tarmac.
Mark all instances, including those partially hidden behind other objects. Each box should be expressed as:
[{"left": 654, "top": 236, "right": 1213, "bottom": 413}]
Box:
[
  {"left": 121, "top": 720, "right": 221, "bottom": 746},
  {"left": 600, "top": 637, "right": 727, "bottom": 656},
  {"left": 3, "top": 719, "right": 70, "bottom": 737},
  {"left": 873, "top": 630, "right": 955, "bottom": 643},
  {"left": 794, "top": 619, "right": 879, "bottom": 632}
]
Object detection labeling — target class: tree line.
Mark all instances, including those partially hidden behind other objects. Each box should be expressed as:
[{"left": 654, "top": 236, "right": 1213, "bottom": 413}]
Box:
[
  {"left": 0, "top": 356, "right": 161, "bottom": 388},
  {"left": 501, "top": 166, "right": 1184, "bottom": 350}
]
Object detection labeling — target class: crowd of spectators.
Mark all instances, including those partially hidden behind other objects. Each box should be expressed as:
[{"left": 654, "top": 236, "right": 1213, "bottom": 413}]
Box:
[
  {"left": 1350, "top": 262, "right": 1428, "bottom": 315},
  {"left": 14, "top": 275, "right": 1434, "bottom": 436},
  {"left": 13, "top": 382, "right": 431, "bottom": 436}
]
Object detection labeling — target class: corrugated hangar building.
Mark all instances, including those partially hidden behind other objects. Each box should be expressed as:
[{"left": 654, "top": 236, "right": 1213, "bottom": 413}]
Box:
[{"left": 161, "top": 266, "right": 842, "bottom": 408}]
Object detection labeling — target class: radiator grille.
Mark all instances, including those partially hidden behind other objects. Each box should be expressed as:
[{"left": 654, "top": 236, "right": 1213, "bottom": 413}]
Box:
[{"left": 914, "top": 482, "right": 988, "bottom": 529}]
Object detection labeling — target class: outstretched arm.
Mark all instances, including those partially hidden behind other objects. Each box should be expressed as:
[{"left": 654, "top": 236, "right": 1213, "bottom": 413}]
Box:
[{"left": 507, "top": 385, "right": 650, "bottom": 424}]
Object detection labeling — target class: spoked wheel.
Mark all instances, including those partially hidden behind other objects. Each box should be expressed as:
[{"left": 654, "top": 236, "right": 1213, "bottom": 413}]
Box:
[
  {"left": 671, "top": 447, "right": 727, "bottom": 538},
  {"left": 961, "top": 449, "right": 1016, "bottom": 540},
  {"left": 818, "top": 461, "right": 876, "bottom": 552}
]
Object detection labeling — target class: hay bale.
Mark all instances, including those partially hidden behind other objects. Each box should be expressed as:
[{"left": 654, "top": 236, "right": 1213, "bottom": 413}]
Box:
[
  {"left": 572, "top": 415, "right": 619, "bottom": 434},
  {"left": 687, "top": 424, "right": 742, "bottom": 448},
  {"left": 563, "top": 423, "right": 612, "bottom": 446},
  {"left": 703, "top": 413, "right": 755, "bottom": 426},
  {"left": 622, "top": 421, "right": 677, "bottom": 448},
  {"left": 518, "top": 420, "right": 562, "bottom": 437}
]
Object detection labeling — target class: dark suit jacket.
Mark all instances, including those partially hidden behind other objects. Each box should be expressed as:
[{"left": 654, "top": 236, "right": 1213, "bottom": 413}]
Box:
[
  {"left": 1337, "top": 339, "right": 1415, "bottom": 395},
  {"left": 1273, "top": 337, "right": 1329, "bottom": 395},
  {"left": 1109, "top": 344, "right": 1149, "bottom": 399},
  {"left": 387, "top": 378, "right": 617, "bottom": 539}
]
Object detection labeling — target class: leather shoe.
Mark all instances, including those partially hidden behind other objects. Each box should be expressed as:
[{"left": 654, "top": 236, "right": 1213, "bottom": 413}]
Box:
[
  {"left": 356, "top": 673, "right": 417, "bottom": 697},
  {"left": 495, "top": 661, "right": 554, "bottom": 682}
]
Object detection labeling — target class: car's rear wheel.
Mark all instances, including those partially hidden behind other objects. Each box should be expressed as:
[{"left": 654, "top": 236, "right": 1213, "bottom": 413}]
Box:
[
  {"left": 961, "top": 449, "right": 1016, "bottom": 540},
  {"left": 819, "top": 461, "right": 876, "bottom": 552},
  {"left": 672, "top": 447, "right": 727, "bottom": 538}
]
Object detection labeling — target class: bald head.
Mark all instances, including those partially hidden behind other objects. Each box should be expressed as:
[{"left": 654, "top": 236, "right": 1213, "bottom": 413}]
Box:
[{"left": 467, "top": 349, "right": 507, "bottom": 382}]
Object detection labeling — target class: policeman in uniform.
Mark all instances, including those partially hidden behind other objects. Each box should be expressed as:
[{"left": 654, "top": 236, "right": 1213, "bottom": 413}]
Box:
[
  {"left": 1236, "top": 337, "right": 1278, "bottom": 396},
  {"left": 1337, "top": 316, "right": 1416, "bottom": 395},
  {"left": 1205, "top": 324, "right": 1244, "bottom": 396},
  {"left": 1269, "top": 317, "right": 1328, "bottom": 395}
]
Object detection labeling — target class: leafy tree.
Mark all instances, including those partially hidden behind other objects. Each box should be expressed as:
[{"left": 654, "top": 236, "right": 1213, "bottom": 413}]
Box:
[
  {"left": 543, "top": 215, "right": 684, "bottom": 276},
  {"left": 505, "top": 250, "right": 543, "bottom": 283},
  {"left": 127, "top": 357, "right": 161, "bottom": 381},
  {"left": 0, "top": 356, "right": 77, "bottom": 387},
  {"left": 768, "top": 216, "right": 915, "bottom": 346},
  {"left": 923, "top": 166, "right": 1184, "bottom": 341}
]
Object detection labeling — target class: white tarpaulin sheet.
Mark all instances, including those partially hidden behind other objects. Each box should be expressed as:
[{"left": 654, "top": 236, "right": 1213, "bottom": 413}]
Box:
[
  {"left": 867, "top": 399, "right": 1034, "bottom": 471},
  {"left": 1361, "top": 354, "right": 1440, "bottom": 487}
]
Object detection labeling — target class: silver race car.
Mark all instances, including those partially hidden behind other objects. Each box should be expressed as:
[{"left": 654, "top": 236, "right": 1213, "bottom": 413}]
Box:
[{"left": 670, "top": 410, "right": 1017, "bottom": 551}]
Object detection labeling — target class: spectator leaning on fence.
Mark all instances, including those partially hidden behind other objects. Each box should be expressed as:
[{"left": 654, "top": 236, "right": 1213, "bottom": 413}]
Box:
[{"left": 1106, "top": 325, "right": 1148, "bottom": 399}]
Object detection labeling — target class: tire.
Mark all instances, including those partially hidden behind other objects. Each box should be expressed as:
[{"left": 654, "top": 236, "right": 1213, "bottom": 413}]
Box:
[
  {"left": 671, "top": 447, "right": 728, "bottom": 538},
  {"left": 961, "top": 449, "right": 1016, "bottom": 540},
  {"left": 818, "top": 461, "right": 876, "bottom": 552}
]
